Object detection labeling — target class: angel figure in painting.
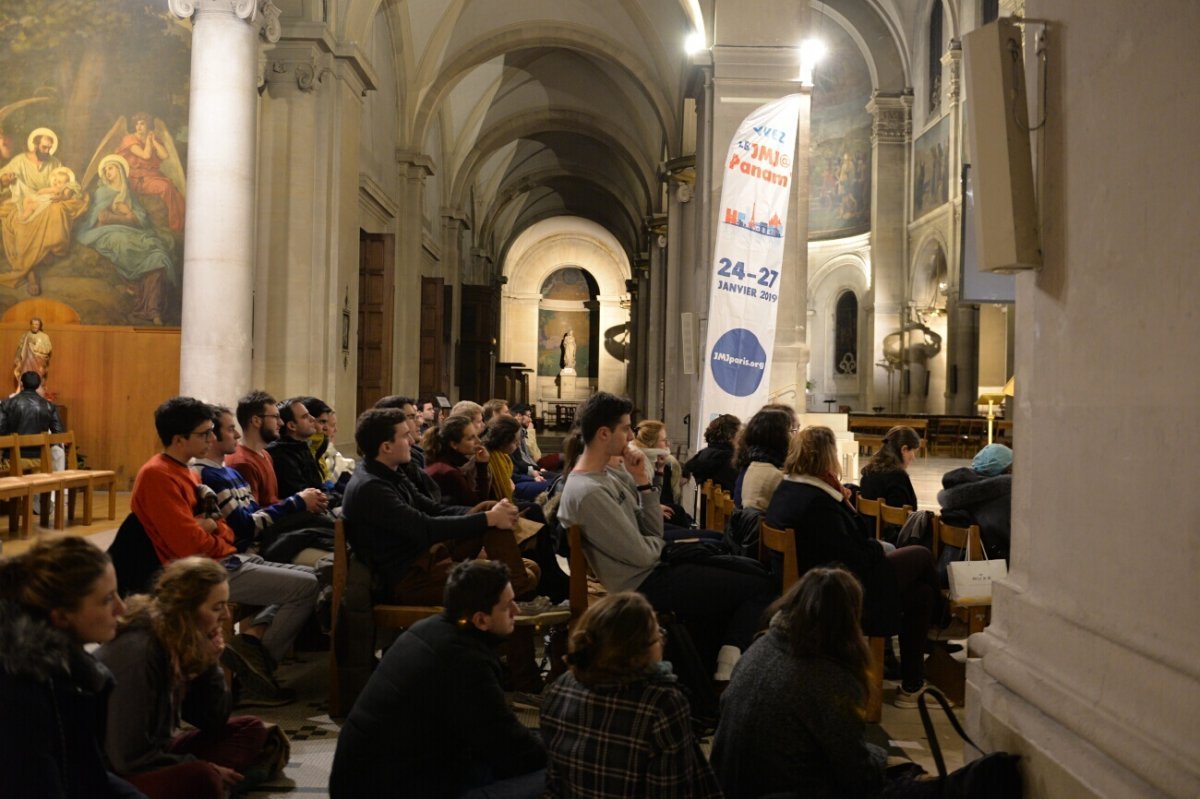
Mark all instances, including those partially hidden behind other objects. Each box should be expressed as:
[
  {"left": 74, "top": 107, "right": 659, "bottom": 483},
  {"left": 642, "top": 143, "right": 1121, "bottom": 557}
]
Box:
[{"left": 12, "top": 316, "right": 51, "bottom": 391}]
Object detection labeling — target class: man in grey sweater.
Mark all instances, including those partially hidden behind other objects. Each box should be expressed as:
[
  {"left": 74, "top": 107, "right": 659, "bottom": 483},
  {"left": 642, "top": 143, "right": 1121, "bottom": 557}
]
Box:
[{"left": 558, "top": 392, "right": 773, "bottom": 675}]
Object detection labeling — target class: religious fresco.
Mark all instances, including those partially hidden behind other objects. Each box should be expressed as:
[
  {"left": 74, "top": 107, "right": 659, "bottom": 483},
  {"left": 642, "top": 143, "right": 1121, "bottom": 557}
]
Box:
[
  {"left": 808, "top": 20, "right": 873, "bottom": 240},
  {"left": 913, "top": 115, "right": 951, "bottom": 221},
  {"left": 0, "top": 1, "right": 191, "bottom": 326}
]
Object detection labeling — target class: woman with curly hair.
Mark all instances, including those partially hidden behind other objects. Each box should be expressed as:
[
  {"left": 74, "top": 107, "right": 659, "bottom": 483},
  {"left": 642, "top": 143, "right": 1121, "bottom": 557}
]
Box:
[
  {"left": 682, "top": 413, "right": 741, "bottom": 492},
  {"left": 540, "top": 592, "right": 722, "bottom": 798},
  {"left": 422, "top": 413, "right": 492, "bottom": 506},
  {"left": 96, "top": 557, "right": 286, "bottom": 799},
  {"left": 0, "top": 537, "right": 143, "bottom": 799},
  {"left": 734, "top": 406, "right": 796, "bottom": 510}
]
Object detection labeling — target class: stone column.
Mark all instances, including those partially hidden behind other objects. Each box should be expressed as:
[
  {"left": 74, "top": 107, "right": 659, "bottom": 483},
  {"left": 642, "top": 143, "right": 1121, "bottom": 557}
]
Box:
[
  {"left": 170, "top": 0, "right": 279, "bottom": 405},
  {"left": 394, "top": 153, "right": 434, "bottom": 392},
  {"left": 865, "top": 92, "right": 912, "bottom": 412},
  {"left": 441, "top": 210, "right": 468, "bottom": 396},
  {"left": 595, "top": 295, "right": 629, "bottom": 396}
]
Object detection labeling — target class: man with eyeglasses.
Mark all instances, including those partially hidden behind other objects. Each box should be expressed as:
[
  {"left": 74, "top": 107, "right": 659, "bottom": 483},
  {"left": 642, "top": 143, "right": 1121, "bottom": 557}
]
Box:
[
  {"left": 131, "top": 396, "right": 320, "bottom": 705},
  {"left": 226, "top": 389, "right": 285, "bottom": 505}
]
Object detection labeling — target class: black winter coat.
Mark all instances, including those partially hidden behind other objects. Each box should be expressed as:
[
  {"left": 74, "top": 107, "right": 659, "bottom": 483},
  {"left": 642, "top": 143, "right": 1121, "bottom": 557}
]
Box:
[
  {"left": 266, "top": 436, "right": 325, "bottom": 498},
  {"left": 340, "top": 458, "right": 484, "bottom": 591},
  {"left": 683, "top": 444, "right": 738, "bottom": 493},
  {"left": 937, "top": 468, "right": 1013, "bottom": 559},
  {"left": 0, "top": 601, "right": 128, "bottom": 799},
  {"left": 858, "top": 469, "right": 918, "bottom": 542},
  {"left": 2, "top": 388, "right": 65, "bottom": 456},
  {"left": 329, "top": 613, "right": 545, "bottom": 798},
  {"left": 765, "top": 480, "right": 899, "bottom": 635}
]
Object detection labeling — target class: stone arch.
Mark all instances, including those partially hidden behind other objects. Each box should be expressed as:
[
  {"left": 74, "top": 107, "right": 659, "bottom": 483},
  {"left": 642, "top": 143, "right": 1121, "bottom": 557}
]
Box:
[
  {"left": 808, "top": 252, "right": 869, "bottom": 408},
  {"left": 909, "top": 231, "right": 950, "bottom": 312},
  {"left": 501, "top": 217, "right": 631, "bottom": 404}
]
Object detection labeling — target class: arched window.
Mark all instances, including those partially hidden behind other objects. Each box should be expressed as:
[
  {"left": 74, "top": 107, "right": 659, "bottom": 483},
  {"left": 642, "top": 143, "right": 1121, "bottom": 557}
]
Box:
[
  {"left": 835, "top": 291, "right": 858, "bottom": 375},
  {"left": 929, "top": 1, "right": 944, "bottom": 114}
]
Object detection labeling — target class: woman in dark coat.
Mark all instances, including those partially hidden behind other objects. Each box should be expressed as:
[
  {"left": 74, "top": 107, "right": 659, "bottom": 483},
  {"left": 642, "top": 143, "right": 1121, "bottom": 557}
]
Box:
[
  {"left": 765, "top": 426, "right": 939, "bottom": 707},
  {"left": 422, "top": 413, "right": 492, "bottom": 507},
  {"left": 938, "top": 443, "right": 1013, "bottom": 559},
  {"left": 858, "top": 425, "right": 921, "bottom": 541},
  {"left": 682, "top": 413, "right": 741, "bottom": 493},
  {"left": 0, "top": 537, "right": 144, "bottom": 799}
]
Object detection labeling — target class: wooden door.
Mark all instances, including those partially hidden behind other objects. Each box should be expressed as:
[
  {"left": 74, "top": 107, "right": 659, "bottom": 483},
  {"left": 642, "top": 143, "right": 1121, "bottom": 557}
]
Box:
[
  {"left": 419, "top": 277, "right": 444, "bottom": 400},
  {"left": 357, "top": 232, "right": 394, "bottom": 414},
  {"left": 457, "top": 284, "right": 499, "bottom": 402}
]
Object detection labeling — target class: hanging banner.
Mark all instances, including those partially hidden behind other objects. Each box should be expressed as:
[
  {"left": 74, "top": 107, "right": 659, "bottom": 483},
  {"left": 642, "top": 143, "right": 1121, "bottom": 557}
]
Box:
[{"left": 697, "top": 95, "right": 802, "bottom": 445}]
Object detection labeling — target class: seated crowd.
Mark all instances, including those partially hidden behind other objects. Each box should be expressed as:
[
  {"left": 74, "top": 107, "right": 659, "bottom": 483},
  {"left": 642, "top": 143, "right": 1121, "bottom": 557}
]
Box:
[{"left": 0, "top": 386, "right": 1012, "bottom": 798}]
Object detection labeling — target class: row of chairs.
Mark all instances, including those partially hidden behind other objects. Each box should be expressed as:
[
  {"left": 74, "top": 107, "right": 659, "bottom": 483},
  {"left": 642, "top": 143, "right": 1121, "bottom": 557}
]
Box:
[{"left": 0, "top": 431, "right": 118, "bottom": 539}]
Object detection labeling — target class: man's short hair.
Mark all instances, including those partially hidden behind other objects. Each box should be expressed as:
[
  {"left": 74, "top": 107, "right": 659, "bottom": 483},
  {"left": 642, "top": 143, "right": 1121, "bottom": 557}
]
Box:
[
  {"left": 277, "top": 397, "right": 307, "bottom": 427},
  {"left": 481, "top": 399, "right": 510, "bottom": 422},
  {"left": 450, "top": 400, "right": 482, "bottom": 419},
  {"left": 374, "top": 395, "right": 416, "bottom": 410},
  {"left": 19, "top": 371, "right": 41, "bottom": 391},
  {"left": 154, "top": 396, "right": 213, "bottom": 447},
  {"left": 210, "top": 404, "right": 233, "bottom": 424},
  {"left": 577, "top": 392, "right": 633, "bottom": 443},
  {"left": 510, "top": 403, "right": 531, "bottom": 416},
  {"left": 443, "top": 560, "right": 511, "bottom": 623},
  {"left": 301, "top": 396, "right": 332, "bottom": 418},
  {"left": 354, "top": 407, "right": 406, "bottom": 459},
  {"left": 236, "top": 390, "right": 276, "bottom": 430}
]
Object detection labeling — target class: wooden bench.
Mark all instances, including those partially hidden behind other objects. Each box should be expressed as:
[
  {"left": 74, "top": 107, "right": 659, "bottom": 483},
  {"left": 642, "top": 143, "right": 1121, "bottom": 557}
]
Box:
[
  {"left": 49, "top": 431, "right": 119, "bottom": 526},
  {"left": 0, "top": 433, "right": 65, "bottom": 537}
]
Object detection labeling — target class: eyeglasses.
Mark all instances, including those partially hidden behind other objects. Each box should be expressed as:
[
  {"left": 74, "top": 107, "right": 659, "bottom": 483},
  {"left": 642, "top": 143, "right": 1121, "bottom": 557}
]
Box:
[
  {"left": 189, "top": 427, "right": 216, "bottom": 439},
  {"left": 404, "top": 413, "right": 418, "bottom": 421},
  {"left": 256, "top": 413, "right": 281, "bottom": 421}
]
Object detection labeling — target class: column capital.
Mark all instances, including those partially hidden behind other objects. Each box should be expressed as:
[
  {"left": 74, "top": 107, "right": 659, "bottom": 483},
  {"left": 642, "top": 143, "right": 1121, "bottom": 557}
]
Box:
[
  {"left": 170, "top": 0, "right": 280, "bottom": 42},
  {"left": 397, "top": 151, "right": 435, "bottom": 182},
  {"left": 941, "top": 42, "right": 963, "bottom": 106},
  {"left": 866, "top": 92, "right": 913, "bottom": 145}
]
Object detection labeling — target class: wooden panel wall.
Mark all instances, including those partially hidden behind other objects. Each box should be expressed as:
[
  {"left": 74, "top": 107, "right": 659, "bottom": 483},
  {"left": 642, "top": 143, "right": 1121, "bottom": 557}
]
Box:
[{"left": 0, "top": 322, "right": 181, "bottom": 489}]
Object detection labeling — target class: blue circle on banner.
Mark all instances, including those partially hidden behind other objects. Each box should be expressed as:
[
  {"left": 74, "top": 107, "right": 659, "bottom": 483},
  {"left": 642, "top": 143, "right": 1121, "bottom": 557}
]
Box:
[{"left": 710, "top": 328, "right": 767, "bottom": 396}]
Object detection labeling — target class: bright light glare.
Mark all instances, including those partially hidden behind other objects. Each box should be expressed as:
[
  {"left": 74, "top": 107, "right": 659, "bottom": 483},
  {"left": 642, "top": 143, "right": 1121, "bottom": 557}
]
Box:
[
  {"left": 798, "top": 38, "right": 827, "bottom": 84},
  {"left": 685, "top": 31, "right": 706, "bottom": 54}
]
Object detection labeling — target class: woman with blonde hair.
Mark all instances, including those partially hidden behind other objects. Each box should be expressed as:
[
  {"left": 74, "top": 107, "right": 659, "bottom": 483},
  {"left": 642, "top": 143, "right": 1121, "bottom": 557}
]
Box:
[
  {"left": 540, "top": 592, "right": 722, "bottom": 798},
  {"left": 765, "top": 426, "right": 939, "bottom": 707},
  {"left": 633, "top": 419, "right": 692, "bottom": 526},
  {"left": 96, "top": 557, "right": 286, "bottom": 799},
  {"left": 0, "top": 537, "right": 143, "bottom": 798}
]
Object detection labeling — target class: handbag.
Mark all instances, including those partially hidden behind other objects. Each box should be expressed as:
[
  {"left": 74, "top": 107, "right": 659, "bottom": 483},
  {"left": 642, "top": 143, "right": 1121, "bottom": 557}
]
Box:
[
  {"left": 946, "top": 538, "right": 1006, "bottom": 604},
  {"left": 916, "top": 686, "right": 1022, "bottom": 798}
]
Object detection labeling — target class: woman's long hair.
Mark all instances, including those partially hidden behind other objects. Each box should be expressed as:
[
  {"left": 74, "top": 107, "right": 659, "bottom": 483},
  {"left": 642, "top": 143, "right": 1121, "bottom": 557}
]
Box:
[
  {"left": 422, "top": 414, "right": 475, "bottom": 461},
  {"left": 566, "top": 592, "right": 659, "bottom": 686},
  {"left": 481, "top": 415, "right": 521, "bottom": 451},
  {"left": 0, "top": 537, "right": 110, "bottom": 620},
  {"left": 783, "top": 425, "right": 840, "bottom": 478},
  {"left": 861, "top": 426, "right": 920, "bottom": 476},
  {"left": 773, "top": 567, "right": 871, "bottom": 705},
  {"left": 735, "top": 408, "right": 794, "bottom": 471},
  {"left": 119, "top": 557, "right": 228, "bottom": 682}
]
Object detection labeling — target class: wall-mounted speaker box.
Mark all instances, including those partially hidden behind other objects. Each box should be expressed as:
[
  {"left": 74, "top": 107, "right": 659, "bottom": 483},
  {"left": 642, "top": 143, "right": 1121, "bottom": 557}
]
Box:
[{"left": 963, "top": 19, "right": 1042, "bottom": 272}]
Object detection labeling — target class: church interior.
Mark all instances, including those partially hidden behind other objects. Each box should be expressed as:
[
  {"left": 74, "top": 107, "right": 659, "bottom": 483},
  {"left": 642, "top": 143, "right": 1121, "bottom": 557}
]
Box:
[{"left": 0, "top": 0, "right": 1196, "bottom": 796}]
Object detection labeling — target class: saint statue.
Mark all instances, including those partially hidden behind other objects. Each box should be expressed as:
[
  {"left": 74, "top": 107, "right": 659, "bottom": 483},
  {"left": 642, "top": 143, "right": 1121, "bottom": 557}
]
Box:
[
  {"left": 13, "top": 316, "right": 51, "bottom": 391},
  {"left": 561, "top": 328, "right": 577, "bottom": 370}
]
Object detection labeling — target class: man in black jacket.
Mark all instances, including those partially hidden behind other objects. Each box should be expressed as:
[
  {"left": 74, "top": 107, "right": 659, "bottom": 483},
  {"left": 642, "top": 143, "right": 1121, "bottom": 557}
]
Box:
[
  {"left": 340, "top": 407, "right": 534, "bottom": 604},
  {"left": 266, "top": 396, "right": 325, "bottom": 498},
  {"left": 329, "top": 560, "right": 545, "bottom": 798},
  {"left": 3, "top": 371, "right": 64, "bottom": 461}
]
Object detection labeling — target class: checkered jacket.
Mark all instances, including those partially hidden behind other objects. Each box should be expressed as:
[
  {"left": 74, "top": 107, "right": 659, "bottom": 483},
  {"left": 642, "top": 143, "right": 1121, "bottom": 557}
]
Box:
[{"left": 540, "top": 670, "right": 723, "bottom": 799}]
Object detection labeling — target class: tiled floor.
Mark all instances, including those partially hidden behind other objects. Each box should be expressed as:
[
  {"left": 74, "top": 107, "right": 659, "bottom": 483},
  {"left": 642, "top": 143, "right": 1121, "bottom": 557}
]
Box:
[{"left": 9, "top": 466, "right": 975, "bottom": 796}]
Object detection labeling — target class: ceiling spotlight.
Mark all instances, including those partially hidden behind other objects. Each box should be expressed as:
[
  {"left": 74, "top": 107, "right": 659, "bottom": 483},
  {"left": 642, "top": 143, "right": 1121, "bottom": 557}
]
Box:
[{"left": 685, "top": 31, "right": 706, "bottom": 55}]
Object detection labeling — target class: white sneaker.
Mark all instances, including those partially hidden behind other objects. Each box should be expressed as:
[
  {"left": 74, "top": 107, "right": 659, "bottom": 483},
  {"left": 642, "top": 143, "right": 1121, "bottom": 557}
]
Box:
[{"left": 713, "top": 645, "right": 741, "bottom": 681}]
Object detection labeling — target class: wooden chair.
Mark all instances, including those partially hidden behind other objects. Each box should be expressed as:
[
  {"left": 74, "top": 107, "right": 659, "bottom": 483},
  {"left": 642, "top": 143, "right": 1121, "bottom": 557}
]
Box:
[
  {"left": 48, "top": 432, "right": 118, "bottom": 525},
  {"left": 932, "top": 517, "right": 992, "bottom": 636},
  {"left": 856, "top": 496, "right": 882, "bottom": 540},
  {"left": 878, "top": 501, "right": 912, "bottom": 532},
  {"left": 711, "top": 487, "right": 733, "bottom": 532},
  {"left": 328, "top": 519, "right": 442, "bottom": 715},
  {"left": 0, "top": 434, "right": 34, "bottom": 539},
  {"left": 7, "top": 433, "right": 65, "bottom": 532},
  {"left": 760, "top": 520, "right": 886, "bottom": 723},
  {"left": 699, "top": 480, "right": 717, "bottom": 529}
]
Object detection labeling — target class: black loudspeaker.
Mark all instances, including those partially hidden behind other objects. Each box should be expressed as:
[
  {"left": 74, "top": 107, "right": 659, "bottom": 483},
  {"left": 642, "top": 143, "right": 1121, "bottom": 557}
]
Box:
[{"left": 962, "top": 19, "right": 1041, "bottom": 272}]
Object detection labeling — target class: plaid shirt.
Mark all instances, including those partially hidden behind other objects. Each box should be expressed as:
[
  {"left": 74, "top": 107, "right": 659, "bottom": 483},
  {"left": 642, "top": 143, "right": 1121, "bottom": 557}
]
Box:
[{"left": 540, "top": 671, "right": 723, "bottom": 799}]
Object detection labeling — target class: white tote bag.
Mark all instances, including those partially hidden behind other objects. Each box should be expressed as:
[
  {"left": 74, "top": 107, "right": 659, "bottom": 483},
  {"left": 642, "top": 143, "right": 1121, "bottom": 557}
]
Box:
[{"left": 946, "top": 540, "right": 1007, "bottom": 604}]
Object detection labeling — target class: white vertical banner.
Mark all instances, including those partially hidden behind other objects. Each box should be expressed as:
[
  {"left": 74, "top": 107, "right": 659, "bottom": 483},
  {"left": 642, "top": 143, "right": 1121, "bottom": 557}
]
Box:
[{"left": 697, "top": 95, "right": 802, "bottom": 446}]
